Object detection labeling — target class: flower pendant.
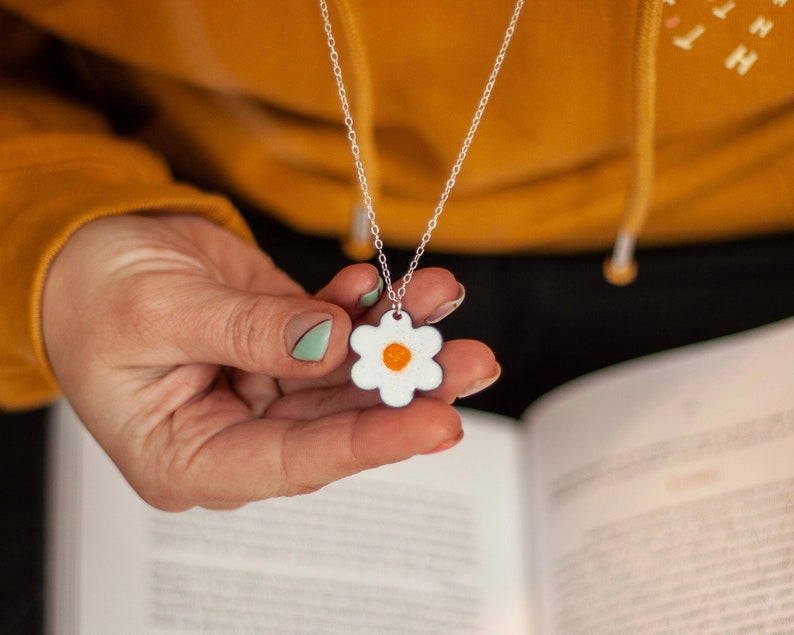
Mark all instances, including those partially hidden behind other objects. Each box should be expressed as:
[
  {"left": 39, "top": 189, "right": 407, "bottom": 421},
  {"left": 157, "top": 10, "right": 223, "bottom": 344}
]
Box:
[{"left": 350, "top": 309, "right": 443, "bottom": 407}]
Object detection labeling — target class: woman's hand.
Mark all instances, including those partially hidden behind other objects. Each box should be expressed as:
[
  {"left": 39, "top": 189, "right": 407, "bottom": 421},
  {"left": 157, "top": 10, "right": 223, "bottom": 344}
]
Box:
[{"left": 42, "top": 214, "right": 498, "bottom": 510}]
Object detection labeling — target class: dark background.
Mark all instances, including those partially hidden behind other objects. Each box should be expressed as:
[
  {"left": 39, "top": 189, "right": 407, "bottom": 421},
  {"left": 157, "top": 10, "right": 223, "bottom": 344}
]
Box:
[{"left": 1, "top": 407, "right": 46, "bottom": 635}]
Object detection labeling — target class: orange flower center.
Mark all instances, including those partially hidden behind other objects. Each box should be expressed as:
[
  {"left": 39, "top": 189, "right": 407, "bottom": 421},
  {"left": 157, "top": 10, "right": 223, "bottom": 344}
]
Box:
[{"left": 382, "top": 342, "right": 412, "bottom": 372}]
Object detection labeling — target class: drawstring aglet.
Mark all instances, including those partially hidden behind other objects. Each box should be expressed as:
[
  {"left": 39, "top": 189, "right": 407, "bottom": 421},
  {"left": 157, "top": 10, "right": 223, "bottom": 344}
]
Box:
[
  {"left": 342, "top": 202, "right": 376, "bottom": 261},
  {"left": 603, "top": 230, "right": 638, "bottom": 286}
]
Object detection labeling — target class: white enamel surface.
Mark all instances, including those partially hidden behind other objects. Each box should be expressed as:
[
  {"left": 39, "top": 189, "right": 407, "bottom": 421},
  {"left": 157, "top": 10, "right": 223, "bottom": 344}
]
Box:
[{"left": 350, "top": 310, "right": 443, "bottom": 407}]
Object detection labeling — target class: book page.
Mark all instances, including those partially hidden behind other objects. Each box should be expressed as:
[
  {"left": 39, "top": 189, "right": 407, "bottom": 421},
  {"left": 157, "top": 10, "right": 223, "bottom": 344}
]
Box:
[
  {"left": 523, "top": 318, "right": 794, "bottom": 634},
  {"left": 47, "top": 405, "right": 530, "bottom": 635}
]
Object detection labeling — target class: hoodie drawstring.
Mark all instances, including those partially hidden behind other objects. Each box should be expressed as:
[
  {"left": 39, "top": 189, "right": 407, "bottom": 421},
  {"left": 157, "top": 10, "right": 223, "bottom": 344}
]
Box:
[
  {"left": 336, "top": 1, "right": 664, "bottom": 280},
  {"left": 335, "top": 0, "right": 380, "bottom": 261},
  {"left": 604, "top": 0, "right": 663, "bottom": 285}
]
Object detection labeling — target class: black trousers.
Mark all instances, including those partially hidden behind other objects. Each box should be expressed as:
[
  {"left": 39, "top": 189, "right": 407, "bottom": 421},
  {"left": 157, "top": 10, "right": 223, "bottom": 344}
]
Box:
[
  {"left": 245, "top": 211, "right": 794, "bottom": 419},
  {"left": 3, "top": 216, "right": 794, "bottom": 633}
]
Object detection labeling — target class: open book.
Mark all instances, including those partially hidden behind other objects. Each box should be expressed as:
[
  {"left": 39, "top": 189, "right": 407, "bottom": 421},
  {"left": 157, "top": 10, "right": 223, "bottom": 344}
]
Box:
[{"left": 47, "top": 318, "right": 794, "bottom": 634}]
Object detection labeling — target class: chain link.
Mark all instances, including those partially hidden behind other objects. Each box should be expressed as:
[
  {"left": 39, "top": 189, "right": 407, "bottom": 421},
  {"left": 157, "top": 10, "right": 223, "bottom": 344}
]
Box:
[{"left": 319, "top": 0, "right": 524, "bottom": 310}]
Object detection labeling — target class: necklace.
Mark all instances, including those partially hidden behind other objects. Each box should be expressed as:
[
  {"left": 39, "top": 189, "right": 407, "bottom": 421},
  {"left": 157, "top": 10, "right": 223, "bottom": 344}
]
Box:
[{"left": 319, "top": 0, "right": 524, "bottom": 407}]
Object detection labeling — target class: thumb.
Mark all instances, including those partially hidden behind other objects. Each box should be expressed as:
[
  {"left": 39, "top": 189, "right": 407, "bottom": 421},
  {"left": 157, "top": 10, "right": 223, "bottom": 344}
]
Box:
[{"left": 137, "top": 280, "right": 352, "bottom": 377}]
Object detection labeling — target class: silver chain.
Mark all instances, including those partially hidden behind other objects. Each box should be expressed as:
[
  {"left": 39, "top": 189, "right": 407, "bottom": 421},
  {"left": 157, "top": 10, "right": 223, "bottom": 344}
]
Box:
[{"left": 319, "top": 0, "right": 524, "bottom": 310}]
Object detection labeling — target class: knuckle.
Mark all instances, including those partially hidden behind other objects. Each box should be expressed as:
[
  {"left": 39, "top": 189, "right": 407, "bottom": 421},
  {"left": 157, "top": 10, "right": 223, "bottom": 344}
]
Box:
[{"left": 227, "top": 298, "right": 278, "bottom": 370}]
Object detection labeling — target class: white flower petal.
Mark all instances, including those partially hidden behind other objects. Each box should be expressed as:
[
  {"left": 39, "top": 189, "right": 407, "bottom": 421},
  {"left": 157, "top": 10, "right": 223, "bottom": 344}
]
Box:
[
  {"left": 379, "top": 380, "right": 417, "bottom": 408},
  {"left": 411, "top": 325, "right": 443, "bottom": 357},
  {"left": 350, "top": 358, "right": 384, "bottom": 390},
  {"left": 349, "top": 323, "right": 379, "bottom": 355},
  {"left": 412, "top": 359, "right": 444, "bottom": 391}
]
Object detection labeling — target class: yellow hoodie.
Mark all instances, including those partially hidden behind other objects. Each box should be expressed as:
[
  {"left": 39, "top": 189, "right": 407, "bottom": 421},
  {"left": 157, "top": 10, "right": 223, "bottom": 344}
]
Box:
[{"left": 1, "top": 0, "right": 793, "bottom": 408}]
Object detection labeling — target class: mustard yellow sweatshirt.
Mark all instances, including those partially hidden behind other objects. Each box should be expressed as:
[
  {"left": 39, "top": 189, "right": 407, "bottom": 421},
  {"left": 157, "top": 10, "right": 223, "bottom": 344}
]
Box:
[{"left": 1, "top": 0, "right": 793, "bottom": 408}]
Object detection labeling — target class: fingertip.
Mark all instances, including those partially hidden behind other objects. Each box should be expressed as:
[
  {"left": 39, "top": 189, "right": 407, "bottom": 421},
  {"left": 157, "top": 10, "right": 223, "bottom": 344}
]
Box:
[
  {"left": 429, "top": 338, "right": 499, "bottom": 403},
  {"left": 457, "top": 363, "right": 502, "bottom": 399},
  {"left": 286, "top": 312, "right": 335, "bottom": 361},
  {"left": 421, "top": 428, "right": 465, "bottom": 454},
  {"left": 289, "top": 300, "right": 352, "bottom": 371},
  {"left": 336, "top": 262, "right": 381, "bottom": 289},
  {"left": 395, "top": 267, "right": 463, "bottom": 321},
  {"left": 358, "top": 277, "right": 384, "bottom": 308},
  {"left": 315, "top": 264, "right": 382, "bottom": 312},
  {"left": 352, "top": 398, "right": 463, "bottom": 467},
  {"left": 235, "top": 296, "right": 352, "bottom": 378},
  {"left": 415, "top": 267, "right": 461, "bottom": 297}
]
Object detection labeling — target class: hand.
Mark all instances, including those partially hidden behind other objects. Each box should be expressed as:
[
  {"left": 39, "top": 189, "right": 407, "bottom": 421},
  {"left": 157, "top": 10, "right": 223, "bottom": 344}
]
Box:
[{"left": 42, "top": 214, "right": 498, "bottom": 510}]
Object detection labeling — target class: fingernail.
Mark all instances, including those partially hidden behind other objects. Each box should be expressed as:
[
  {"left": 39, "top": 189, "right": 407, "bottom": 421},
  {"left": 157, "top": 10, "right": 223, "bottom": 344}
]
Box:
[
  {"left": 287, "top": 314, "right": 333, "bottom": 361},
  {"left": 359, "top": 278, "right": 384, "bottom": 308},
  {"left": 457, "top": 363, "right": 502, "bottom": 399},
  {"left": 426, "top": 283, "right": 466, "bottom": 324},
  {"left": 423, "top": 430, "right": 464, "bottom": 454}
]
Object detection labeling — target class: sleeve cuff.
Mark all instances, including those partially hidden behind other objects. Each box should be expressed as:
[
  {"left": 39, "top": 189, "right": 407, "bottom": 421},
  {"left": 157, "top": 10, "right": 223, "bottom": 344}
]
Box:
[{"left": 0, "top": 131, "right": 253, "bottom": 409}]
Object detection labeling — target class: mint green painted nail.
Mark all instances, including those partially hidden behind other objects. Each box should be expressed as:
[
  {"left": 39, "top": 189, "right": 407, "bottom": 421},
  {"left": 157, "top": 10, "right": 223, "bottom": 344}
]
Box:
[
  {"left": 291, "top": 319, "right": 333, "bottom": 361},
  {"left": 359, "top": 278, "right": 384, "bottom": 308}
]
